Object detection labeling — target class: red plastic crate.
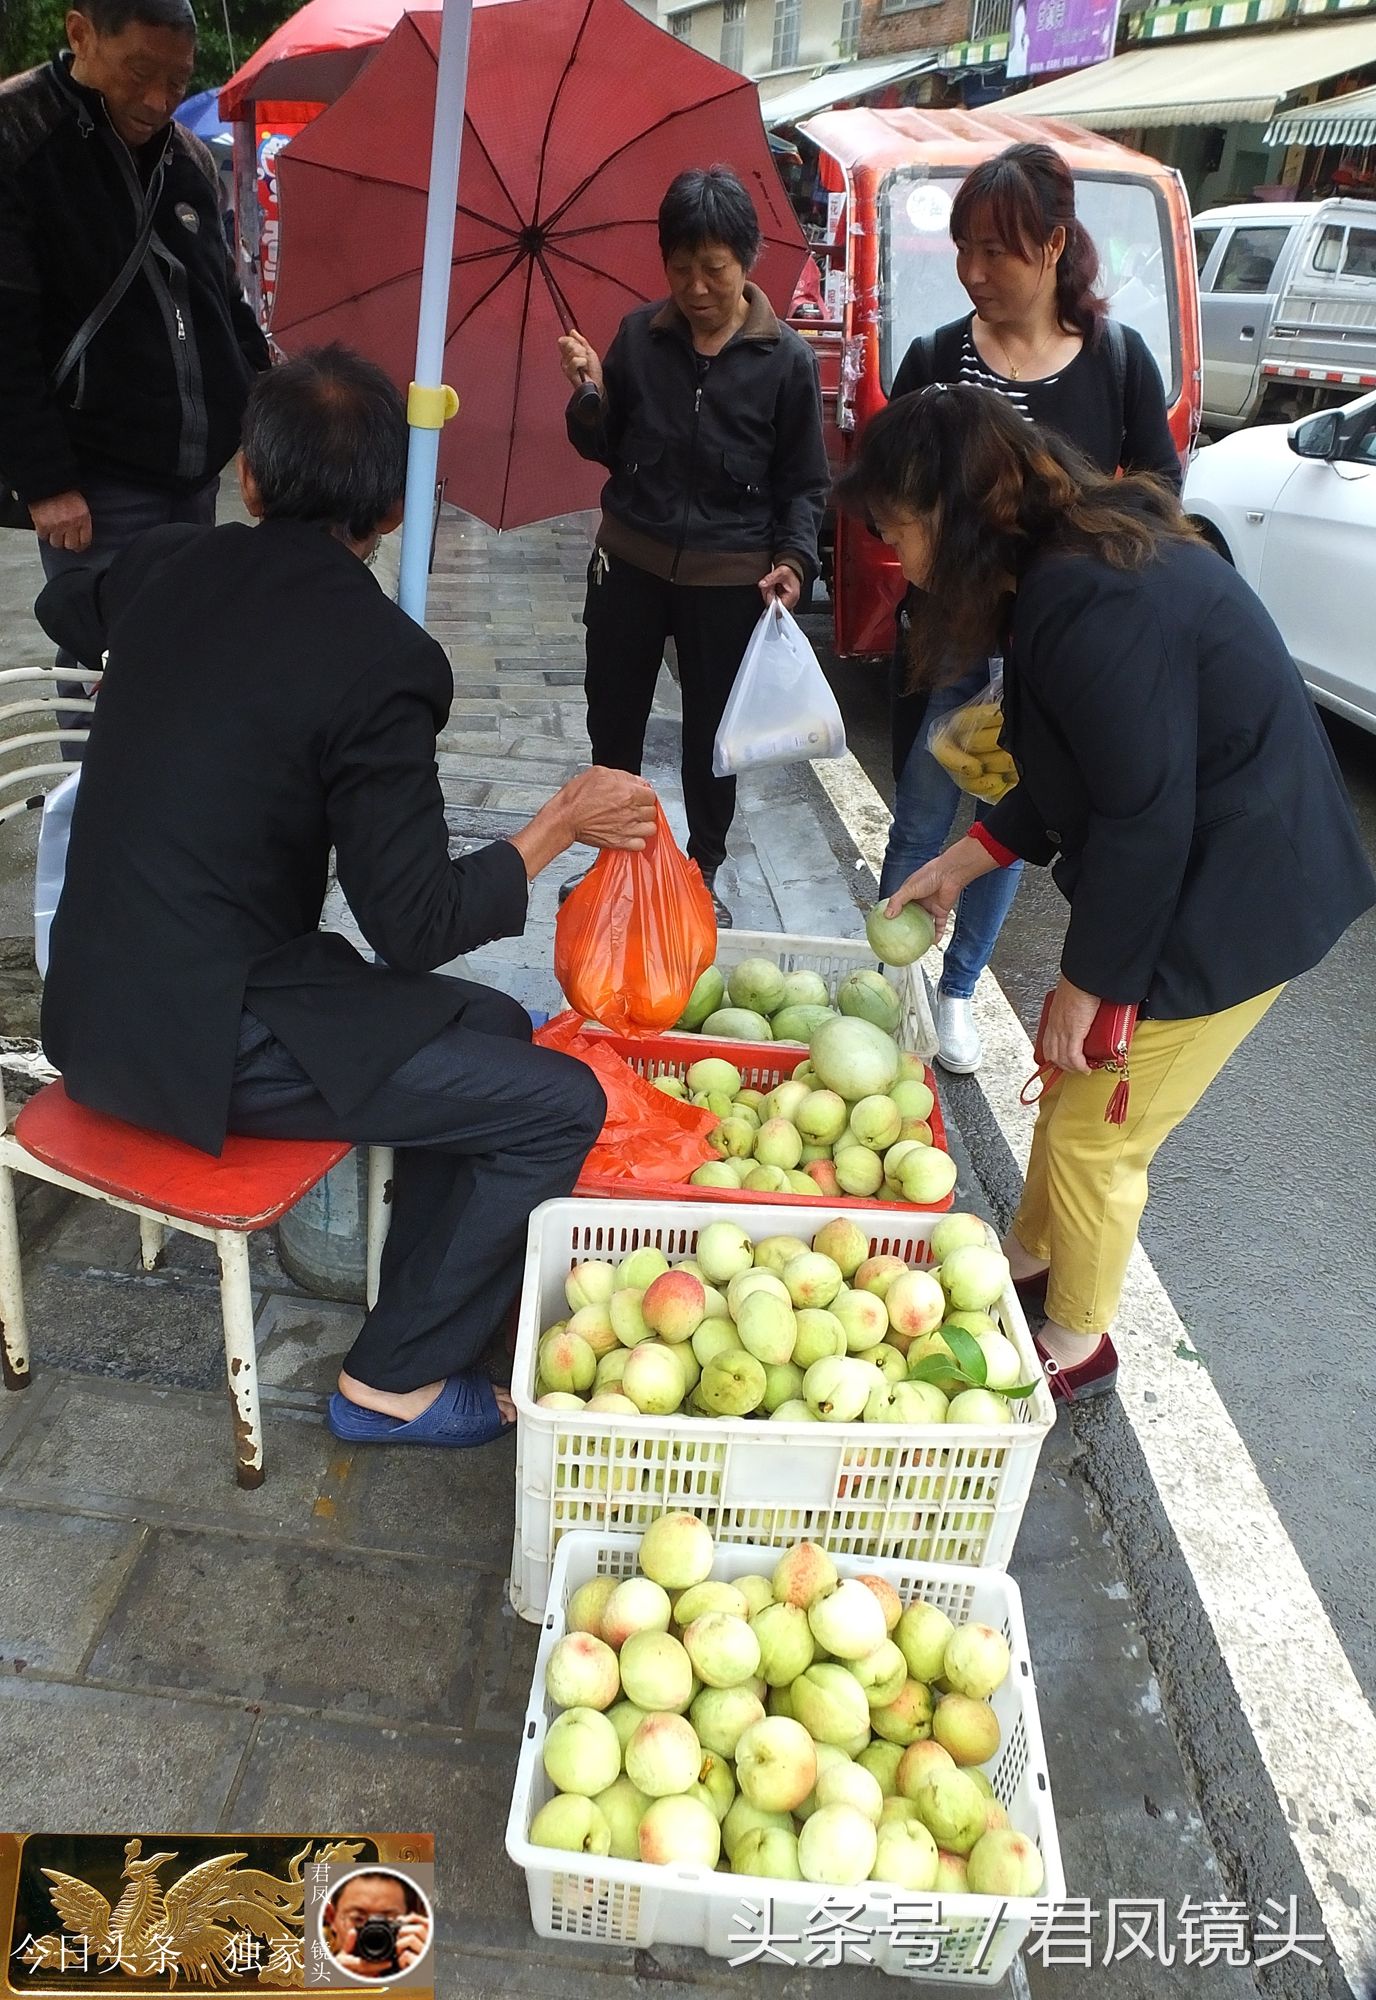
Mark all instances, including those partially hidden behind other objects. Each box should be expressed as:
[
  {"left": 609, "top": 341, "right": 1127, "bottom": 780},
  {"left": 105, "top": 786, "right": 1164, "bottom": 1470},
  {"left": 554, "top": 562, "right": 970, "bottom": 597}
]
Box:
[{"left": 574, "top": 1030, "right": 954, "bottom": 1213}]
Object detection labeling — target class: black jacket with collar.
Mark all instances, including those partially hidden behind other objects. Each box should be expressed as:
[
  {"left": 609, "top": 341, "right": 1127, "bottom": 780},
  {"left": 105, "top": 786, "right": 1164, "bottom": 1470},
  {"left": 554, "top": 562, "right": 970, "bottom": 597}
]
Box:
[
  {"left": 983, "top": 532, "right": 1374, "bottom": 1019},
  {"left": 565, "top": 285, "right": 828, "bottom": 587},
  {"left": 0, "top": 55, "right": 269, "bottom": 505},
  {"left": 36, "top": 519, "right": 530, "bottom": 1155}
]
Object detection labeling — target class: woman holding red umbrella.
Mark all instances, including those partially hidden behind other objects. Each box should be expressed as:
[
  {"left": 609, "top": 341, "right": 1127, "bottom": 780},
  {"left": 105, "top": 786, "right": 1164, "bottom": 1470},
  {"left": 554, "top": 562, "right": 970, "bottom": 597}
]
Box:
[{"left": 557, "top": 166, "right": 830, "bottom": 926}]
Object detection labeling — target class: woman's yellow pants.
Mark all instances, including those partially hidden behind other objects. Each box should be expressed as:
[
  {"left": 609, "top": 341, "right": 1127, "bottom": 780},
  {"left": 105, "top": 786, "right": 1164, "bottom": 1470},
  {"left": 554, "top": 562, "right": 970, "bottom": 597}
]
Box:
[{"left": 1012, "top": 986, "right": 1283, "bottom": 1334}]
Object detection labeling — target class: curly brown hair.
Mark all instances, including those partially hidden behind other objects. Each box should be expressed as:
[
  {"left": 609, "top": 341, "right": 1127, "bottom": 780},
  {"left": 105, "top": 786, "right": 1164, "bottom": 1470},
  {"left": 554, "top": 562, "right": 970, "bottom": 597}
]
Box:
[{"left": 837, "top": 383, "right": 1195, "bottom": 688}]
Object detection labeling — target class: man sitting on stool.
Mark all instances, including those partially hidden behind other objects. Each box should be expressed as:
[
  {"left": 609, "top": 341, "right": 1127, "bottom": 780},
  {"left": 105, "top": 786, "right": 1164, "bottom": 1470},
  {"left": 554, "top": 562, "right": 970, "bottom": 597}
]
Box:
[{"left": 35, "top": 345, "right": 655, "bottom": 1449}]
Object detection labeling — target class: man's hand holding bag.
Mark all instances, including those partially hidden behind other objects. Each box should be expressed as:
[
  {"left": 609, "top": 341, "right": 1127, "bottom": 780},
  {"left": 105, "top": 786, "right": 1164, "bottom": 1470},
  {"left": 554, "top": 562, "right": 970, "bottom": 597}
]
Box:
[{"left": 555, "top": 799, "right": 716, "bottom": 1034}]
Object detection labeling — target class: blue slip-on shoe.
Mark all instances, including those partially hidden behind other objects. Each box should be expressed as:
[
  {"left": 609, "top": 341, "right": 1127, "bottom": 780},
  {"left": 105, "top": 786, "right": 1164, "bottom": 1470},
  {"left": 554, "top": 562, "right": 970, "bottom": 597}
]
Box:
[{"left": 327, "top": 1371, "right": 512, "bottom": 1448}]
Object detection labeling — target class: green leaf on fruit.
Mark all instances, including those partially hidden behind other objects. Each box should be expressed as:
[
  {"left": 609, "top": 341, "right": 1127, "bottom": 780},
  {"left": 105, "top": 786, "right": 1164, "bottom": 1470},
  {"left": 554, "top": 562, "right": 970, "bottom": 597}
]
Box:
[
  {"left": 907, "top": 1356, "right": 981, "bottom": 1391},
  {"left": 937, "top": 1326, "right": 987, "bottom": 1383},
  {"left": 908, "top": 1356, "right": 957, "bottom": 1387}
]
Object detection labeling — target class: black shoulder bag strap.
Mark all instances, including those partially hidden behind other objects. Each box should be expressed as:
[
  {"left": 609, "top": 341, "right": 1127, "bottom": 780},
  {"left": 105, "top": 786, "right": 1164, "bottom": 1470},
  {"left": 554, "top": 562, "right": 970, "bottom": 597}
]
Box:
[
  {"left": 1, "top": 151, "right": 165, "bottom": 528},
  {"left": 50, "top": 151, "right": 166, "bottom": 397},
  {"left": 1103, "top": 316, "right": 1128, "bottom": 462}
]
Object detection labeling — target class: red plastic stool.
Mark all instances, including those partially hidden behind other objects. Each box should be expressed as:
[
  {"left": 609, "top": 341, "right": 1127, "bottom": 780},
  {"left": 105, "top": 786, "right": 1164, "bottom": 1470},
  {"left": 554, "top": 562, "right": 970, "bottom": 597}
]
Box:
[{"left": 0, "top": 1078, "right": 393, "bottom": 1488}]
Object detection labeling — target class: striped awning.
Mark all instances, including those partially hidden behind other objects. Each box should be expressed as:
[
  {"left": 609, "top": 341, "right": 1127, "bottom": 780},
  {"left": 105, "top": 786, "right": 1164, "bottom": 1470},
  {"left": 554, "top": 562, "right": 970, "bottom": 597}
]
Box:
[
  {"left": 1138, "top": 0, "right": 1376, "bottom": 41},
  {"left": 942, "top": 33, "right": 1010, "bottom": 67},
  {"left": 1265, "top": 80, "right": 1376, "bottom": 144},
  {"left": 1008, "top": 15, "right": 1376, "bottom": 128}
]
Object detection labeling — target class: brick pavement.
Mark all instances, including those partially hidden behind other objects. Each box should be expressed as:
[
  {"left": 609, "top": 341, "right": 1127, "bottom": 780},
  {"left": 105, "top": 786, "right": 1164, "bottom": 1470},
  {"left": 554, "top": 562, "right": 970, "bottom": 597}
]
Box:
[{"left": 0, "top": 507, "right": 1253, "bottom": 1997}]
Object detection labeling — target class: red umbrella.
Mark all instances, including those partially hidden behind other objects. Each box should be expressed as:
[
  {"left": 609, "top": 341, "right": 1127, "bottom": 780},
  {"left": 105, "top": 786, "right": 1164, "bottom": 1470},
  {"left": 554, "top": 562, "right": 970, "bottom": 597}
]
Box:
[
  {"left": 268, "top": 0, "right": 808, "bottom": 530},
  {"left": 219, "top": 0, "right": 441, "bottom": 120}
]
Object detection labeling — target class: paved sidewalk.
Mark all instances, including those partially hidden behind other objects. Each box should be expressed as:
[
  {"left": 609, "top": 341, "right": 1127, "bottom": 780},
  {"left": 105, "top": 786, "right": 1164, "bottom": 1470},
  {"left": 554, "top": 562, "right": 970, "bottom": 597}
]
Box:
[{"left": 0, "top": 509, "right": 1255, "bottom": 1996}]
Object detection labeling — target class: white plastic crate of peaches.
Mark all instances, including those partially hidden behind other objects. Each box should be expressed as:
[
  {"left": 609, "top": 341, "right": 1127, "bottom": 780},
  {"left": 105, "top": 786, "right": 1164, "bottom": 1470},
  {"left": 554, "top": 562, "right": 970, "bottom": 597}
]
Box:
[
  {"left": 509, "top": 1201, "right": 1056, "bottom": 1619},
  {"left": 505, "top": 1515, "right": 1064, "bottom": 1984}
]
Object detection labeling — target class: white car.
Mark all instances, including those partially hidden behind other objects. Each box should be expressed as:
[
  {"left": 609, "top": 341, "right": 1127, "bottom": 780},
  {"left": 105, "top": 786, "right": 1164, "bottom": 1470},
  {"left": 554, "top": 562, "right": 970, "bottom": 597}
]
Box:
[{"left": 1183, "top": 390, "right": 1376, "bottom": 734}]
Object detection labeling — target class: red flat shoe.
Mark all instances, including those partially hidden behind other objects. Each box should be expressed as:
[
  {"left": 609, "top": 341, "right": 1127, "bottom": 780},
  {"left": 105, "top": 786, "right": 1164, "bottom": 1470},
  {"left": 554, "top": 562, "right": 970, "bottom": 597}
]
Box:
[{"left": 1034, "top": 1332, "right": 1119, "bottom": 1404}]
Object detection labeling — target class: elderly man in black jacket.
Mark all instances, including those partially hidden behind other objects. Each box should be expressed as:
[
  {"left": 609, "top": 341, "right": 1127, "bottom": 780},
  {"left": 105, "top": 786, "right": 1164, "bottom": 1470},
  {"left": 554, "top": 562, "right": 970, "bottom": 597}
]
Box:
[
  {"left": 36, "top": 347, "right": 656, "bottom": 1450},
  {"left": 0, "top": 0, "right": 269, "bottom": 746}
]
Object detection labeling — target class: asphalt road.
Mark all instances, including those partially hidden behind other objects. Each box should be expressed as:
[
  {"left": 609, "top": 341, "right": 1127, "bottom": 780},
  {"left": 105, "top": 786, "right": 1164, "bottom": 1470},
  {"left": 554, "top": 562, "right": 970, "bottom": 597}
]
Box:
[{"left": 807, "top": 602, "right": 1376, "bottom": 1714}]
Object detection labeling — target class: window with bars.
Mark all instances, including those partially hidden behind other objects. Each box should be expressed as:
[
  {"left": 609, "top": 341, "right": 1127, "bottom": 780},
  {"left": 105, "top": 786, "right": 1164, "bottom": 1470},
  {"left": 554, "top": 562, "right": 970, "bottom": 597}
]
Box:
[
  {"left": 721, "top": 0, "right": 746, "bottom": 69},
  {"left": 671, "top": 11, "right": 693, "bottom": 38},
  {"left": 771, "top": 0, "right": 800, "bottom": 69},
  {"left": 837, "top": 0, "right": 861, "bottom": 53}
]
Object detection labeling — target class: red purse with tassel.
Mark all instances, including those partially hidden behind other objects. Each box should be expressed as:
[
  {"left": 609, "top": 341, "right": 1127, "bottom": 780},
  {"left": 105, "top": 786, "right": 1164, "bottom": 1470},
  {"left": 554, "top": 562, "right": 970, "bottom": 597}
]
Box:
[{"left": 1021, "top": 992, "right": 1139, "bottom": 1124}]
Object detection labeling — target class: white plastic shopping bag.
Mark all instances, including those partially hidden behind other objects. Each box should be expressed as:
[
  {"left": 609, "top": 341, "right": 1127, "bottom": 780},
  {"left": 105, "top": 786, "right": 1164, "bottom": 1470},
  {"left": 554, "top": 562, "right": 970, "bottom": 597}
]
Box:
[
  {"left": 712, "top": 602, "right": 847, "bottom": 778},
  {"left": 34, "top": 769, "right": 79, "bottom": 979}
]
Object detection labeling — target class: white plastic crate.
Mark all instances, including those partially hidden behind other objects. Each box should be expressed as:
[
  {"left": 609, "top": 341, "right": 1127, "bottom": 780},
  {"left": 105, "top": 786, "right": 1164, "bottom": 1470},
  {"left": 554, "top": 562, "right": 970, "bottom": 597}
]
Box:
[
  {"left": 588, "top": 928, "right": 938, "bottom": 1058},
  {"left": 510, "top": 1198, "right": 1056, "bottom": 1621},
  {"left": 506, "top": 1530, "right": 1066, "bottom": 1985}
]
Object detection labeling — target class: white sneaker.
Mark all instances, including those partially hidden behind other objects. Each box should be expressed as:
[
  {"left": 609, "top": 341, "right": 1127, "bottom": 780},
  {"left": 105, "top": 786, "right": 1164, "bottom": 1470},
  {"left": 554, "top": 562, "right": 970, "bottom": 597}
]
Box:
[{"left": 935, "top": 993, "right": 982, "bottom": 1074}]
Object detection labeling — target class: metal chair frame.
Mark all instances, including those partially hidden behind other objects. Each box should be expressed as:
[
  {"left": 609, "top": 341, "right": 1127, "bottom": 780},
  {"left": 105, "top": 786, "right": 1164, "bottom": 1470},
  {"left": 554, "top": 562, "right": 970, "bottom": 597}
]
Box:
[
  {"left": 0, "top": 668, "right": 102, "bottom": 825},
  {"left": 0, "top": 1060, "right": 395, "bottom": 1488}
]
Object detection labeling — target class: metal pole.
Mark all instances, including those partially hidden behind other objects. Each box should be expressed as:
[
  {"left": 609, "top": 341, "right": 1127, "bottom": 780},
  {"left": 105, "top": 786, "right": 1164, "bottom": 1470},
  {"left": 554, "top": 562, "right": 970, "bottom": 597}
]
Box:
[
  {"left": 397, "top": 0, "right": 475, "bottom": 624},
  {"left": 219, "top": 0, "right": 237, "bottom": 73}
]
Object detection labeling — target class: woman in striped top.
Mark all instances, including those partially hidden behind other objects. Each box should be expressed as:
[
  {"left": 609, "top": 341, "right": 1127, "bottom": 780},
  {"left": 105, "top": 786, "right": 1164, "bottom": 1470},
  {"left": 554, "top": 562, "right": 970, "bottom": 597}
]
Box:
[{"left": 881, "top": 143, "right": 1179, "bottom": 1076}]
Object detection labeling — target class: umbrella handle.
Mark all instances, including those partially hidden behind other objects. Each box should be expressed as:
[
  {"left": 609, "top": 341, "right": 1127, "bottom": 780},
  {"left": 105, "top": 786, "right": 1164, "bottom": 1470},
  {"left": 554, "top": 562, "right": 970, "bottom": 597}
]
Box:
[{"left": 571, "top": 373, "right": 603, "bottom": 423}]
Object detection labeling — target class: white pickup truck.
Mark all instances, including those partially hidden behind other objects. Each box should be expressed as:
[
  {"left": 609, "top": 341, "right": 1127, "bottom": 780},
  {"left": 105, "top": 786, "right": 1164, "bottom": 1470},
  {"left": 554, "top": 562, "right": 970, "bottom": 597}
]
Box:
[{"left": 1194, "top": 198, "right": 1376, "bottom": 433}]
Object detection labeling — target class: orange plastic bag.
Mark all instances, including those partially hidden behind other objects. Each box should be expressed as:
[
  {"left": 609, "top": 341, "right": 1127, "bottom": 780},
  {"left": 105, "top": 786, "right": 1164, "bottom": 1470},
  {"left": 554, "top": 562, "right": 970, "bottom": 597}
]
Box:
[
  {"left": 534, "top": 1011, "right": 718, "bottom": 1184},
  {"left": 554, "top": 800, "right": 716, "bottom": 1034}
]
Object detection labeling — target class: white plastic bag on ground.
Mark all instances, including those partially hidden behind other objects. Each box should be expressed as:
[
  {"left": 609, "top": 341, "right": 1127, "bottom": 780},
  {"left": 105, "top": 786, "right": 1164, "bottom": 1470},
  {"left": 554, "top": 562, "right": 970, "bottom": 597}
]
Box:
[
  {"left": 34, "top": 770, "right": 80, "bottom": 979},
  {"left": 712, "top": 601, "right": 847, "bottom": 777}
]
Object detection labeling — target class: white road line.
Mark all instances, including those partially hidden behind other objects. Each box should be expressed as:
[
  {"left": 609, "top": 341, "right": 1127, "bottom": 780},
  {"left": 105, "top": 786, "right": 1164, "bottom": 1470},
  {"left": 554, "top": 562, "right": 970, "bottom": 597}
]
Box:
[{"left": 814, "top": 747, "right": 1376, "bottom": 1996}]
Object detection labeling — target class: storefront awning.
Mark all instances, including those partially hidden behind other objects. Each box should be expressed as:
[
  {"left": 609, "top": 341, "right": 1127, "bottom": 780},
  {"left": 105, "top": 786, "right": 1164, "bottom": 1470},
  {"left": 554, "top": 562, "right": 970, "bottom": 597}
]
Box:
[
  {"left": 1265, "top": 81, "right": 1376, "bottom": 148},
  {"left": 1009, "top": 17, "right": 1376, "bottom": 130},
  {"left": 761, "top": 53, "right": 939, "bottom": 127}
]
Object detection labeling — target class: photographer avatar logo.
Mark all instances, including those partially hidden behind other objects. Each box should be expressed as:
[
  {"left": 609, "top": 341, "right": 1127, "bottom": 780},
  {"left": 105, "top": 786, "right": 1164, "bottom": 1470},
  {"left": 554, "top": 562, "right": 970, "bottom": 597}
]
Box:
[
  {"left": 319, "top": 1867, "right": 434, "bottom": 1985},
  {"left": 13, "top": 1835, "right": 368, "bottom": 1983}
]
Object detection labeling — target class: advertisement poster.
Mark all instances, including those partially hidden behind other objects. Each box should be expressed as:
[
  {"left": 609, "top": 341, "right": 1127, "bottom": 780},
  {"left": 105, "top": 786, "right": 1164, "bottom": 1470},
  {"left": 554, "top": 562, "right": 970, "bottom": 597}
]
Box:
[
  {"left": 1007, "top": 0, "right": 1120, "bottom": 78},
  {"left": 254, "top": 102, "right": 322, "bottom": 322}
]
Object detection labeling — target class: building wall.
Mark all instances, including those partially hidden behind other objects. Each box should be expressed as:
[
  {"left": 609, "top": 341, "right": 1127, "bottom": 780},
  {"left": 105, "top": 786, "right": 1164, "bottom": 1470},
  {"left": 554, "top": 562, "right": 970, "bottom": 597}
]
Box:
[
  {"left": 859, "top": 0, "right": 973, "bottom": 60},
  {"left": 795, "top": 0, "right": 851, "bottom": 69},
  {"left": 668, "top": 0, "right": 850, "bottom": 78},
  {"left": 663, "top": 3, "right": 721, "bottom": 54},
  {"left": 748, "top": 0, "right": 786, "bottom": 74},
  {"left": 741, "top": 0, "right": 777, "bottom": 73}
]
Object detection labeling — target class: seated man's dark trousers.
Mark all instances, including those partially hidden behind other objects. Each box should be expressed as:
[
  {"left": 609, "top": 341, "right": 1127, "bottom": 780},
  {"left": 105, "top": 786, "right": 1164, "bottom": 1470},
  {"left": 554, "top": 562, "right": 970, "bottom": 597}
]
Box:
[{"left": 227, "top": 982, "right": 606, "bottom": 1392}]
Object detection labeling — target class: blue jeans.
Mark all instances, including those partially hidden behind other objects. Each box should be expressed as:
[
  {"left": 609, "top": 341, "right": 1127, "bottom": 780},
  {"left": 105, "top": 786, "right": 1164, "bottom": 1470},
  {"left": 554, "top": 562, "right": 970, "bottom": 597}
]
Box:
[
  {"left": 879, "top": 664, "right": 1023, "bottom": 1000},
  {"left": 37, "top": 470, "right": 218, "bottom": 757}
]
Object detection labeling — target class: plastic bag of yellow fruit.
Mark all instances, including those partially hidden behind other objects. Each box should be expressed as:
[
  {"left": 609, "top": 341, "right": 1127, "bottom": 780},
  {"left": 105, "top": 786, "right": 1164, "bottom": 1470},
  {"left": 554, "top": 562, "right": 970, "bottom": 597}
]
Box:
[{"left": 926, "top": 673, "right": 1018, "bottom": 804}]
